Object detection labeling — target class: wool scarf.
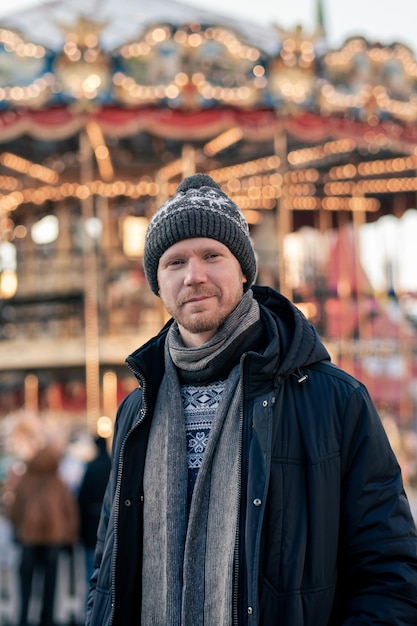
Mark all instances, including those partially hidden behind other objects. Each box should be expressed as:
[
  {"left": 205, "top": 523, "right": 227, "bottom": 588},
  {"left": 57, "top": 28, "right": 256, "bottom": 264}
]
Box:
[
  {"left": 168, "top": 289, "right": 262, "bottom": 384},
  {"left": 141, "top": 291, "right": 261, "bottom": 626}
]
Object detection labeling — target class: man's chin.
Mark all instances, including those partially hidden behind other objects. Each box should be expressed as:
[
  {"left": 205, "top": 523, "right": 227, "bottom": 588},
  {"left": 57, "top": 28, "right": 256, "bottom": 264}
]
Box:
[{"left": 180, "top": 313, "right": 222, "bottom": 335}]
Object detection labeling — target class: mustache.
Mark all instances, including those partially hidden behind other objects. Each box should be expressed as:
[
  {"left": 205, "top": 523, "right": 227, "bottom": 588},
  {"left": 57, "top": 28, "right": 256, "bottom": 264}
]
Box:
[{"left": 178, "top": 288, "right": 218, "bottom": 305}]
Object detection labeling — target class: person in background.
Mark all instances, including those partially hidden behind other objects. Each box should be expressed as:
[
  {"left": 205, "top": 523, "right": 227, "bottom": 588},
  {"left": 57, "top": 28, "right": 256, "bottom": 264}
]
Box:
[
  {"left": 9, "top": 444, "right": 79, "bottom": 626},
  {"left": 77, "top": 436, "right": 111, "bottom": 585},
  {"left": 86, "top": 174, "right": 417, "bottom": 626}
]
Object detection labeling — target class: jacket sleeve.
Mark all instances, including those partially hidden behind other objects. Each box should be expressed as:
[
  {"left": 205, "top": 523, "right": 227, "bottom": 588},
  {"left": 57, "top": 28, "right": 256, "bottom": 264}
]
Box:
[
  {"left": 339, "top": 384, "right": 417, "bottom": 624},
  {"left": 85, "top": 387, "right": 143, "bottom": 626},
  {"left": 84, "top": 393, "right": 126, "bottom": 626},
  {"left": 84, "top": 445, "right": 114, "bottom": 626}
]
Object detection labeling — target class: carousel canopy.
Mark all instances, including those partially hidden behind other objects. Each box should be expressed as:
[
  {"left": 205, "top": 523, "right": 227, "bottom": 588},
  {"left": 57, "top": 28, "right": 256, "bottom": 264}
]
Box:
[{"left": 0, "top": 0, "right": 416, "bottom": 223}]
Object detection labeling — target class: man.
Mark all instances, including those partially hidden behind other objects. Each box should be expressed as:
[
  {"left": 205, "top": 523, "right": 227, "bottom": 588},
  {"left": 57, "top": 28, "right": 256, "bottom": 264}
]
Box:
[{"left": 86, "top": 174, "right": 417, "bottom": 625}]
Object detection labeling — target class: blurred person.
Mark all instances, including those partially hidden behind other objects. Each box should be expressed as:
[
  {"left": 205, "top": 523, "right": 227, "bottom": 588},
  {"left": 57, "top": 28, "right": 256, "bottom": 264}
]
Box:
[
  {"left": 9, "top": 444, "right": 79, "bottom": 626},
  {"left": 58, "top": 431, "right": 94, "bottom": 495},
  {"left": 77, "top": 436, "right": 111, "bottom": 585},
  {"left": 86, "top": 174, "right": 417, "bottom": 626}
]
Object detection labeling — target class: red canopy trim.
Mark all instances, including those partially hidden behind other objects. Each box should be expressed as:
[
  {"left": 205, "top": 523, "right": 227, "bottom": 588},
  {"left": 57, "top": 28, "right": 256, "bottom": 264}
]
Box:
[{"left": 1, "top": 107, "right": 417, "bottom": 149}]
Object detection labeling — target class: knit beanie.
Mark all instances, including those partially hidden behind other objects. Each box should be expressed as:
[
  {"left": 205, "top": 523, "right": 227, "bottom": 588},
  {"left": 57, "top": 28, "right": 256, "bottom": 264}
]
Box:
[{"left": 143, "top": 173, "right": 257, "bottom": 295}]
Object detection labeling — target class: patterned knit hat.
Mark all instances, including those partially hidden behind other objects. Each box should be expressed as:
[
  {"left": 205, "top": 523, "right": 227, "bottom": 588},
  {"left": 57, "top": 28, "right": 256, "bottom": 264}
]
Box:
[{"left": 143, "top": 173, "right": 257, "bottom": 295}]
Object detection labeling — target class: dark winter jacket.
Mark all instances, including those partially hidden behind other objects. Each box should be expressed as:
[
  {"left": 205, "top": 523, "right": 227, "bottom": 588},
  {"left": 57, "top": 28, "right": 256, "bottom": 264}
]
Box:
[{"left": 86, "top": 285, "right": 417, "bottom": 626}]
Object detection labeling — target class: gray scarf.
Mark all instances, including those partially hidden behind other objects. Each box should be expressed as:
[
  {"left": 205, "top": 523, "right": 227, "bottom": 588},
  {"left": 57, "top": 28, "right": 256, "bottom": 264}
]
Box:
[{"left": 141, "top": 291, "right": 260, "bottom": 626}]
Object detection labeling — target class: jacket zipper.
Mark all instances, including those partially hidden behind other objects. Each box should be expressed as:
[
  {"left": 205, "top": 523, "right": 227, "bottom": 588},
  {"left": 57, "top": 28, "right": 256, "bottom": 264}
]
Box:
[
  {"left": 109, "top": 366, "right": 148, "bottom": 626},
  {"left": 233, "top": 353, "right": 252, "bottom": 626},
  {"left": 233, "top": 375, "right": 245, "bottom": 626}
]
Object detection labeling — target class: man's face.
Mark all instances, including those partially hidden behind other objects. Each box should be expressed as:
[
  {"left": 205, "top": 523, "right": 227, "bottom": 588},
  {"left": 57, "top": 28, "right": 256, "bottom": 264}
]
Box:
[{"left": 157, "top": 237, "right": 247, "bottom": 347}]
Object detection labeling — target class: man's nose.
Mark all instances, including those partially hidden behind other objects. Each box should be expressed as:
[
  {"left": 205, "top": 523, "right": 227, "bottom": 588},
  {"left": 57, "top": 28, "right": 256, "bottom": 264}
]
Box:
[{"left": 184, "top": 258, "right": 207, "bottom": 284}]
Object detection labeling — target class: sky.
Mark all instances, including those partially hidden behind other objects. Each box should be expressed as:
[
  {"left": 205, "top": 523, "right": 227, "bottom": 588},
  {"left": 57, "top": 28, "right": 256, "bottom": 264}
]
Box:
[{"left": 0, "top": 0, "right": 416, "bottom": 55}]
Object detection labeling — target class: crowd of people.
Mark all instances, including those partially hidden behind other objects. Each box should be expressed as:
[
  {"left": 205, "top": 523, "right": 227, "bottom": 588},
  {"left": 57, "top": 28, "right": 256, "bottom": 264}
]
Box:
[{"left": 0, "top": 425, "right": 110, "bottom": 626}]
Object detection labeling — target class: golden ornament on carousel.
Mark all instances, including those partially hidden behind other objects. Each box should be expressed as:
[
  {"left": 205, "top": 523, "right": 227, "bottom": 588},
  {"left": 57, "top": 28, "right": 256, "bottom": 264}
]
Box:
[{"left": 53, "top": 16, "right": 112, "bottom": 106}]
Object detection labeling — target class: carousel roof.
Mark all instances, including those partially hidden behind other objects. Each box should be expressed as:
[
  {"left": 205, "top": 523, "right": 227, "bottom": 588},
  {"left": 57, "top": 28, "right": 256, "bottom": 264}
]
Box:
[
  {"left": 0, "top": 0, "right": 280, "bottom": 53},
  {"left": 0, "top": 0, "right": 415, "bottom": 119}
]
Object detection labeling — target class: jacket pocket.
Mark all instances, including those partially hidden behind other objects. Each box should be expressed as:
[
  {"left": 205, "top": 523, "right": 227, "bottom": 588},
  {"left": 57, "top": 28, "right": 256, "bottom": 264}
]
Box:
[{"left": 259, "top": 577, "right": 336, "bottom": 626}]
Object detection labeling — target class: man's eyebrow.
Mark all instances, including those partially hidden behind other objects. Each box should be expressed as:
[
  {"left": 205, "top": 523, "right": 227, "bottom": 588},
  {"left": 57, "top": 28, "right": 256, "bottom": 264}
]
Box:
[
  {"left": 163, "top": 244, "right": 223, "bottom": 259},
  {"left": 160, "top": 251, "right": 182, "bottom": 262}
]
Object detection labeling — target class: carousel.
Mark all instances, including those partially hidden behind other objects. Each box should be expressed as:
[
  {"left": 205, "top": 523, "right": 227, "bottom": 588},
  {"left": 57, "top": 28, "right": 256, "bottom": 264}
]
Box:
[{"left": 1, "top": 0, "right": 417, "bottom": 436}]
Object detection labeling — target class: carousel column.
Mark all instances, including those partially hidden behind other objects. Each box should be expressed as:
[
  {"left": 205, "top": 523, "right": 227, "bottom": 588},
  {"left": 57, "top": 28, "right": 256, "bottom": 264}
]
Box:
[
  {"left": 24, "top": 373, "right": 39, "bottom": 413},
  {"left": 351, "top": 195, "right": 367, "bottom": 383},
  {"left": 181, "top": 143, "right": 196, "bottom": 178},
  {"left": 275, "top": 126, "right": 293, "bottom": 300},
  {"left": 79, "top": 131, "right": 101, "bottom": 433},
  {"left": 336, "top": 209, "right": 352, "bottom": 372}
]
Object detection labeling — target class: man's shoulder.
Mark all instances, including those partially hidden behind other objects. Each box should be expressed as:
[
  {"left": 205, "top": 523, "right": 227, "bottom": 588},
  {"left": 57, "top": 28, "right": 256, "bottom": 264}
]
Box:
[
  {"left": 125, "top": 323, "right": 169, "bottom": 377},
  {"left": 111, "top": 387, "right": 145, "bottom": 449},
  {"left": 309, "top": 360, "right": 362, "bottom": 390}
]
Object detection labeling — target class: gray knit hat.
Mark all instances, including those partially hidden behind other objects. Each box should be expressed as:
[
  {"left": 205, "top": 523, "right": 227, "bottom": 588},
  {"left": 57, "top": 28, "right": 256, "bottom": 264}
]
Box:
[{"left": 143, "top": 173, "right": 257, "bottom": 295}]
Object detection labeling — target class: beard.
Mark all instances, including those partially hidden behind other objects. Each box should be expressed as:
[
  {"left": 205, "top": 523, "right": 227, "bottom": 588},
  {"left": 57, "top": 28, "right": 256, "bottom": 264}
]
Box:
[
  {"left": 175, "top": 307, "right": 230, "bottom": 335},
  {"left": 165, "top": 286, "right": 240, "bottom": 337}
]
